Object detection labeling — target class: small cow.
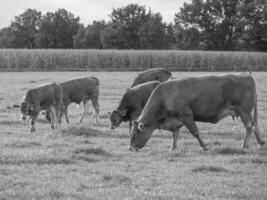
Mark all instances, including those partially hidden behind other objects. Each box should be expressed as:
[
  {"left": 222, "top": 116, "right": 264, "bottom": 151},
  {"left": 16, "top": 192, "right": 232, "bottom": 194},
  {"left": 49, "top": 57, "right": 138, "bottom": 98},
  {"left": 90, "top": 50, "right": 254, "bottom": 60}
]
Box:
[
  {"left": 129, "top": 74, "right": 265, "bottom": 152},
  {"left": 16, "top": 82, "right": 63, "bottom": 132},
  {"left": 130, "top": 68, "right": 172, "bottom": 87},
  {"left": 110, "top": 81, "right": 161, "bottom": 131},
  {"left": 45, "top": 77, "right": 100, "bottom": 124}
]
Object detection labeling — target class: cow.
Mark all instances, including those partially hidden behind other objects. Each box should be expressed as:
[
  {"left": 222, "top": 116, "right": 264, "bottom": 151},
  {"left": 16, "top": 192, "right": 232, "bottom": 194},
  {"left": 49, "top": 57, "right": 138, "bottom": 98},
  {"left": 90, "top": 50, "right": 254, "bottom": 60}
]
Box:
[
  {"left": 16, "top": 82, "right": 63, "bottom": 132},
  {"left": 129, "top": 74, "right": 265, "bottom": 152},
  {"left": 45, "top": 77, "right": 100, "bottom": 124},
  {"left": 130, "top": 68, "right": 172, "bottom": 87},
  {"left": 109, "top": 81, "right": 162, "bottom": 131}
]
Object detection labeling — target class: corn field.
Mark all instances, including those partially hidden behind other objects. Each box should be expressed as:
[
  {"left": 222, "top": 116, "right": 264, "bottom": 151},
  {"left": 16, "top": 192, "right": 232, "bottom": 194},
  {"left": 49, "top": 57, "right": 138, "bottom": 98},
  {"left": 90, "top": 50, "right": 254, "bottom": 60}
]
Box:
[{"left": 0, "top": 49, "right": 266, "bottom": 71}]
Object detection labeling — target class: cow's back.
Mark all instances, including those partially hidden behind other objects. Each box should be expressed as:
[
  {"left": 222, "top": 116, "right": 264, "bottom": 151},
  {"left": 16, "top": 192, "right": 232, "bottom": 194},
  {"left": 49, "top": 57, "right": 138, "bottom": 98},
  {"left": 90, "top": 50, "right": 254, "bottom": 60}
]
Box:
[
  {"left": 118, "top": 81, "right": 161, "bottom": 112},
  {"left": 152, "top": 74, "right": 256, "bottom": 122},
  {"left": 25, "top": 83, "right": 63, "bottom": 110},
  {"left": 131, "top": 68, "right": 171, "bottom": 87},
  {"left": 61, "top": 77, "right": 99, "bottom": 104}
]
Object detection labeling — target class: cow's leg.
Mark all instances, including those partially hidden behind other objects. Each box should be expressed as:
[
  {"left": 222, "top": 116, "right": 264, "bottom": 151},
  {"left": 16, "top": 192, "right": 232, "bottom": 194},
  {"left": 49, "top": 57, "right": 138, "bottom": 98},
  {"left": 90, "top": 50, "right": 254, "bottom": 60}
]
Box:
[
  {"left": 129, "top": 121, "right": 132, "bottom": 134},
  {"left": 91, "top": 97, "right": 100, "bottom": 124},
  {"left": 253, "top": 125, "right": 265, "bottom": 146},
  {"left": 79, "top": 99, "right": 89, "bottom": 123},
  {"left": 171, "top": 128, "right": 180, "bottom": 150},
  {"left": 30, "top": 114, "right": 38, "bottom": 132},
  {"left": 181, "top": 112, "right": 208, "bottom": 150},
  {"left": 50, "top": 106, "right": 57, "bottom": 129},
  {"left": 64, "top": 106, "right": 70, "bottom": 124},
  {"left": 238, "top": 110, "right": 256, "bottom": 148}
]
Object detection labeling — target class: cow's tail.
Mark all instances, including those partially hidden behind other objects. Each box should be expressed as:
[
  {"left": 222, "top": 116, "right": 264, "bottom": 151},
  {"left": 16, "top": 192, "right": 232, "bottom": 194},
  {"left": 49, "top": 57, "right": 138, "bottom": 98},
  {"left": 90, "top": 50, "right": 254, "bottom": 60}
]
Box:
[
  {"left": 92, "top": 77, "right": 100, "bottom": 97},
  {"left": 253, "top": 93, "right": 258, "bottom": 127}
]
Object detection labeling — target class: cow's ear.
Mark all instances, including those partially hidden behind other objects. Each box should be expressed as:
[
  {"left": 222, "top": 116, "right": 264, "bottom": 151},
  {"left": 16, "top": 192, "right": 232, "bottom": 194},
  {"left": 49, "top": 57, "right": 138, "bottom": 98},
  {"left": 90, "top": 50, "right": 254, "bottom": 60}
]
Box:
[
  {"left": 13, "top": 104, "right": 20, "bottom": 108},
  {"left": 120, "top": 110, "right": 127, "bottom": 117}
]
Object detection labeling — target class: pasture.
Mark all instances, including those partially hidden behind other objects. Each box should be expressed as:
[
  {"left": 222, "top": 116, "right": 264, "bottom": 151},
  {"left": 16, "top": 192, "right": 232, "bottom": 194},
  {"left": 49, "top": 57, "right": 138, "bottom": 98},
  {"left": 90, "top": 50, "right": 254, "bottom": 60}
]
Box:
[{"left": 0, "top": 71, "right": 267, "bottom": 199}]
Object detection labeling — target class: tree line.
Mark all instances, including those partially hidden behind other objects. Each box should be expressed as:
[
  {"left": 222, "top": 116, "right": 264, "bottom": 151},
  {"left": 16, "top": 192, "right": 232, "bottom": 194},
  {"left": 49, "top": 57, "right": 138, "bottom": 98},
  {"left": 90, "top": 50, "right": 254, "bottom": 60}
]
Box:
[{"left": 0, "top": 0, "right": 266, "bottom": 51}]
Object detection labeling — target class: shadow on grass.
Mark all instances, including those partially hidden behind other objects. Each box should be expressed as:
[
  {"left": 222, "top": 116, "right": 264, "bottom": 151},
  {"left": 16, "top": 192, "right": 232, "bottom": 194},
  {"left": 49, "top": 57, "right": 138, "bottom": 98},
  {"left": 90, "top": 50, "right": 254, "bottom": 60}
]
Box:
[
  {"left": 0, "top": 120, "right": 24, "bottom": 126},
  {"left": 102, "top": 174, "right": 132, "bottom": 186},
  {"left": 0, "top": 155, "right": 74, "bottom": 165},
  {"left": 192, "top": 165, "right": 231, "bottom": 173},
  {"left": 73, "top": 147, "right": 112, "bottom": 157},
  {"left": 5, "top": 141, "right": 41, "bottom": 148},
  {"left": 60, "top": 125, "right": 175, "bottom": 140},
  {"left": 72, "top": 147, "right": 112, "bottom": 163},
  {"left": 214, "top": 147, "right": 247, "bottom": 155},
  {"left": 231, "top": 157, "right": 267, "bottom": 166}
]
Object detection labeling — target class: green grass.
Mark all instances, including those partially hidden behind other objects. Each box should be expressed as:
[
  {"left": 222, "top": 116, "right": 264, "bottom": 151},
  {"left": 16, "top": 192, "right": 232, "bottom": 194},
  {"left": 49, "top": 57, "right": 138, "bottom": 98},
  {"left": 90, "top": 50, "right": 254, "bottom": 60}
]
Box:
[
  {"left": 0, "top": 49, "right": 267, "bottom": 71},
  {"left": 0, "top": 71, "right": 266, "bottom": 199}
]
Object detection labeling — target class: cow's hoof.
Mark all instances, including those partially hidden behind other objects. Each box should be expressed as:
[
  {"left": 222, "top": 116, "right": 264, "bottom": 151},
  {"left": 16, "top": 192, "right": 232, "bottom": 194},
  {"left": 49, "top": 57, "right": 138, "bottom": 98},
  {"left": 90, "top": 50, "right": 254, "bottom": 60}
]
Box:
[
  {"left": 170, "top": 146, "right": 177, "bottom": 151},
  {"left": 30, "top": 128, "right": 36, "bottom": 132},
  {"left": 202, "top": 144, "right": 209, "bottom": 151},
  {"left": 242, "top": 144, "right": 249, "bottom": 149}
]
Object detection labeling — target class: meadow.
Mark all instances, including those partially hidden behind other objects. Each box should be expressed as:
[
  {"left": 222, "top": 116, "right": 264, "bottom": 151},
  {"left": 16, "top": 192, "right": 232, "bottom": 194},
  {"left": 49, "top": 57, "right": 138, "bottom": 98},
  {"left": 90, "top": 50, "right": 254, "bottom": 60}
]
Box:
[{"left": 0, "top": 71, "right": 266, "bottom": 199}]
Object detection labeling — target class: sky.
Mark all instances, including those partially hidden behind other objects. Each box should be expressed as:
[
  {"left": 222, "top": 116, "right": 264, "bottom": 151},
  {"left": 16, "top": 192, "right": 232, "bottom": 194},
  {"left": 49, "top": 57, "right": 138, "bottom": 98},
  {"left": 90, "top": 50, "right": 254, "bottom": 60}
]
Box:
[{"left": 0, "top": 0, "right": 190, "bottom": 28}]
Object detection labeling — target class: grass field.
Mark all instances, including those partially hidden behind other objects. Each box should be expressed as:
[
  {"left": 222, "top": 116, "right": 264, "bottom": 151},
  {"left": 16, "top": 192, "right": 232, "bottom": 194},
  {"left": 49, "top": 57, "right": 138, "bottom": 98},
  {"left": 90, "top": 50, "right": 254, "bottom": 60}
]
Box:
[{"left": 0, "top": 71, "right": 267, "bottom": 200}]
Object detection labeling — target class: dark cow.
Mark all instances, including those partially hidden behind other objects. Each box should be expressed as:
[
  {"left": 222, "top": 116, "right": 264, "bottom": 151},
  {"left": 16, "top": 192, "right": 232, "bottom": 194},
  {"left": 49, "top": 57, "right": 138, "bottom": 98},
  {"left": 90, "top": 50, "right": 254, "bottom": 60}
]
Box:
[
  {"left": 129, "top": 74, "right": 265, "bottom": 152},
  {"left": 17, "top": 83, "right": 63, "bottom": 132},
  {"left": 45, "top": 77, "right": 100, "bottom": 124},
  {"left": 130, "top": 68, "right": 172, "bottom": 87},
  {"left": 110, "top": 81, "right": 161, "bottom": 130}
]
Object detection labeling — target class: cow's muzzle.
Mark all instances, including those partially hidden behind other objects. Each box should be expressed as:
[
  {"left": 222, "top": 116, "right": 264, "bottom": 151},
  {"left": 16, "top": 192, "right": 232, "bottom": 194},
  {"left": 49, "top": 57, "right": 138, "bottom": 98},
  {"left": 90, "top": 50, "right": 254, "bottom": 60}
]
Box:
[
  {"left": 21, "top": 116, "right": 26, "bottom": 121},
  {"left": 128, "top": 146, "right": 139, "bottom": 152}
]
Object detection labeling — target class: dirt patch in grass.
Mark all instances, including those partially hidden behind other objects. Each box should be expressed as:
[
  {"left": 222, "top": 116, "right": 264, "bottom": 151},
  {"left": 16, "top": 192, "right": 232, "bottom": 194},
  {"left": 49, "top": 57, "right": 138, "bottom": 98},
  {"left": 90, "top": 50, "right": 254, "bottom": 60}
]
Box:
[
  {"left": 0, "top": 154, "right": 74, "bottom": 165},
  {"left": 61, "top": 126, "right": 106, "bottom": 137},
  {"left": 214, "top": 147, "right": 247, "bottom": 155},
  {"left": 73, "top": 147, "right": 112, "bottom": 157},
  {"left": 102, "top": 174, "right": 132, "bottom": 186},
  {"left": 5, "top": 141, "right": 41, "bottom": 148},
  {"left": 72, "top": 147, "right": 112, "bottom": 163},
  {"left": 0, "top": 120, "right": 24, "bottom": 126},
  {"left": 192, "top": 165, "right": 231, "bottom": 173},
  {"left": 231, "top": 157, "right": 267, "bottom": 165}
]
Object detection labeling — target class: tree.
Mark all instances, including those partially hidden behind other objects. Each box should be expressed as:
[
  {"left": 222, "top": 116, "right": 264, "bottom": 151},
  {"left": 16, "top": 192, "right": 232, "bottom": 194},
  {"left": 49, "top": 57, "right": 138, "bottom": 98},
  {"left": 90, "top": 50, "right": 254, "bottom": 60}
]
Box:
[
  {"left": 101, "top": 22, "right": 127, "bottom": 49},
  {"left": 36, "top": 9, "right": 80, "bottom": 48},
  {"left": 9, "top": 9, "right": 42, "bottom": 48},
  {"left": 238, "top": 0, "right": 267, "bottom": 51},
  {"left": 0, "top": 27, "right": 13, "bottom": 48},
  {"left": 73, "top": 24, "right": 86, "bottom": 48},
  {"left": 102, "top": 4, "right": 151, "bottom": 49},
  {"left": 138, "top": 13, "right": 167, "bottom": 49},
  {"left": 84, "top": 21, "right": 106, "bottom": 49},
  {"left": 174, "top": 0, "right": 243, "bottom": 50}
]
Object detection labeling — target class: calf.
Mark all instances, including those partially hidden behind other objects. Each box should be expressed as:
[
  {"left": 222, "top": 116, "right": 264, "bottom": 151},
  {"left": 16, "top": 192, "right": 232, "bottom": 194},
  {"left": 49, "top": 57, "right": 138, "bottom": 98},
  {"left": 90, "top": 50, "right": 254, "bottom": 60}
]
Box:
[
  {"left": 130, "top": 68, "right": 172, "bottom": 87},
  {"left": 110, "top": 81, "right": 161, "bottom": 131},
  {"left": 46, "top": 77, "right": 100, "bottom": 124},
  {"left": 129, "top": 74, "right": 265, "bottom": 152},
  {"left": 18, "top": 82, "right": 63, "bottom": 132}
]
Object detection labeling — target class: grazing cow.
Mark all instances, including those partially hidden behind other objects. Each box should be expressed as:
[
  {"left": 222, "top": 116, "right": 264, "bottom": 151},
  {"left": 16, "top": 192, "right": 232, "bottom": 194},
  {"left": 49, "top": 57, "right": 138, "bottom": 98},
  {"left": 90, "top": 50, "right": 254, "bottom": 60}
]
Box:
[
  {"left": 129, "top": 74, "right": 265, "bottom": 152},
  {"left": 130, "top": 68, "right": 172, "bottom": 87},
  {"left": 109, "top": 81, "right": 161, "bottom": 131},
  {"left": 17, "top": 83, "right": 63, "bottom": 132},
  {"left": 45, "top": 77, "right": 100, "bottom": 124}
]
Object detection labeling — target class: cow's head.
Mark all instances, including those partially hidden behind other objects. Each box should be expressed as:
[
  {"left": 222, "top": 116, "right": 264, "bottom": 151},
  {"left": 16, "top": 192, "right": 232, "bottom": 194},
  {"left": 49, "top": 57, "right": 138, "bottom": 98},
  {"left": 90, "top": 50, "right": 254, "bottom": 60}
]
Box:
[
  {"left": 20, "top": 102, "right": 35, "bottom": 121},
  {"left": 109, "top": 109, "right": 127, "bottom": 129},
  {"left": 129, "top": 121, "right": 154, "bottom": 152}
]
